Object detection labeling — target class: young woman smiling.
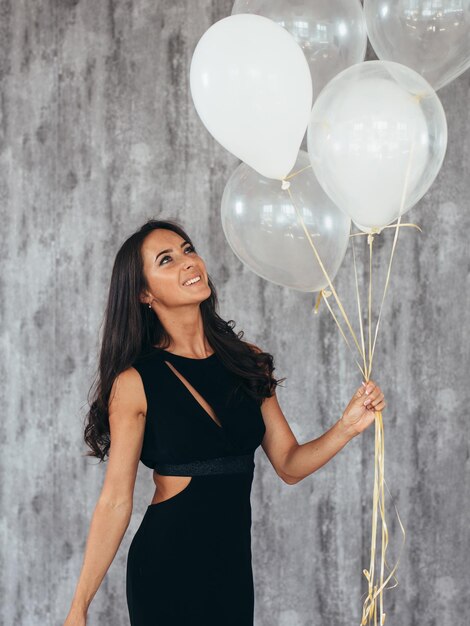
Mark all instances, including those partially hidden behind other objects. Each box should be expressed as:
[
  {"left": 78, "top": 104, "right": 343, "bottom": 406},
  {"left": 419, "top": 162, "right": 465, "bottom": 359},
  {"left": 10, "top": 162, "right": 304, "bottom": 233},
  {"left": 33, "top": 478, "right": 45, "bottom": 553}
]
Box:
[{"left": 63, "top": 219, "right": 385, "bottom": 626}]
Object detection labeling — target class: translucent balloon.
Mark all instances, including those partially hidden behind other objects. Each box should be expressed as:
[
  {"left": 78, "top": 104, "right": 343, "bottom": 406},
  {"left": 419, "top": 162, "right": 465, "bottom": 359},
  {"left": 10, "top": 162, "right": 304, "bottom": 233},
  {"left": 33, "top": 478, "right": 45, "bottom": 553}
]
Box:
[
  {"left": 232, "top": 0, "right": 367, "bottom": 98},
  {"left": 364, "top": 0, "right": 470, "bottom": 91},
  {"left": 190, "top": 14, "right": 312, "bottom": 180},
  {"left": 307, "top": 60, "right": 448, "bottom": 230},
  {"left": 221, "top": 150, "right": 351, "bottom": 292}
]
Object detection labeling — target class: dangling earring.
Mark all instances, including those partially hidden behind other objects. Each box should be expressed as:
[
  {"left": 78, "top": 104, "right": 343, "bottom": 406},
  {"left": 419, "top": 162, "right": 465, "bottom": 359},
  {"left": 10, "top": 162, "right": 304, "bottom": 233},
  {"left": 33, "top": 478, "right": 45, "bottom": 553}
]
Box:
[{"left": 148, "top": 301, "right": 152, "bottom": 308}]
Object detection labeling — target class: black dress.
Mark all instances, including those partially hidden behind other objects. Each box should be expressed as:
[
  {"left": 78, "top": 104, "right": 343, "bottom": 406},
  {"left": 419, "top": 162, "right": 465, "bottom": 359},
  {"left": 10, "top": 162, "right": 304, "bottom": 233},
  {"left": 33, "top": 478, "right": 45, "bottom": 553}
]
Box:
[{"left": 126, "top": 347, "right": 266, "bottom": 626}]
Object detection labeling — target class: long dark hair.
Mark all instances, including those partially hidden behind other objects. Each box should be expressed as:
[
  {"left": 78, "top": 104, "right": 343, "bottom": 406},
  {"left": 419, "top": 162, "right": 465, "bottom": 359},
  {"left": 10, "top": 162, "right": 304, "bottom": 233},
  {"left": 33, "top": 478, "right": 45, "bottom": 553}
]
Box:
[{"left": 83, "top": 218, "right": 286, "bottom": 462}]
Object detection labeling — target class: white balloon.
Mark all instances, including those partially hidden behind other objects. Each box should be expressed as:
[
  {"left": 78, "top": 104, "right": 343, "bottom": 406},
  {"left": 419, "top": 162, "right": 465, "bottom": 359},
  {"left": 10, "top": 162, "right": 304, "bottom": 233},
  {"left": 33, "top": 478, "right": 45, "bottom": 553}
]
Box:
[
  {"left": 352, "top": 219, "right": 393, "bottom": 234},
  {"left": 190, "top": 14, "right": 312, "bottom": 179},
  {"left": 307, "top": 61, "right": 447, "bottom": 229}
]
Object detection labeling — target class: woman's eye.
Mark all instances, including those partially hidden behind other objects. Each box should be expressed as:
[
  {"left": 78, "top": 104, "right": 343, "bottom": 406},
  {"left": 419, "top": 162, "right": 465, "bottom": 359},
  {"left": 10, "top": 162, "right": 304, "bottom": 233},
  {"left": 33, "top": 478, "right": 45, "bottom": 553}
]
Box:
[{"left": 159, "top": 246, "right": 196, "bottom": 265}]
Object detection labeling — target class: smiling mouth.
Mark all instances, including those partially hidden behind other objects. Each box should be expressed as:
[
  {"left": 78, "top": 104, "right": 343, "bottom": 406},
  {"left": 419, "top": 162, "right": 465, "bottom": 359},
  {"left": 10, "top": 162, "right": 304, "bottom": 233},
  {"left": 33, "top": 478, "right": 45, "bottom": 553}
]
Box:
[{"left": 183, "top": 275, "right": 202, "bottom": 286}]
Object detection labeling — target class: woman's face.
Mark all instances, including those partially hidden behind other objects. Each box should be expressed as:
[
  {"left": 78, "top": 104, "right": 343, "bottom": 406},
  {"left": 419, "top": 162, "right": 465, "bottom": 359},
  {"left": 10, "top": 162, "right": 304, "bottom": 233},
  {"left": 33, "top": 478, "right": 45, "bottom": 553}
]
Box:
[{"left": 140, "top": 228, "right": 211, "bottom": 308}]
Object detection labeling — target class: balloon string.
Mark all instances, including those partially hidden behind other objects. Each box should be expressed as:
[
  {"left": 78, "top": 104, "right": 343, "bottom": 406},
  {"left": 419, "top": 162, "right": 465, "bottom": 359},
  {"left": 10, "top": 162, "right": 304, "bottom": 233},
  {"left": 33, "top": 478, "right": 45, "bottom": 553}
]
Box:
[
  {"left": 346, "top": 221, "right": 422, "bottom": 380},
  {"left": 284, "top": 143, "right": 417, "bottom": 623},
  {"left": 358, "top": 138, "right": 416, "bottom": 624},
  {"left": 349, "top": 231, "right": 410, "bottom": 625},
  {"left": 286, "top": 185, "right": 406, "bottom": 626},
  {"left": 286, "top": 160, "right": 421, "bottom": 382},
  {"left": 368, "top": 233, "right": 373, "bottom": 381},
  {"left": 319, "top": 286, "right": 367, "bottom": 379},
  {"left": 349, "top": 223, "right": 422, "bottom": 238},
  {"left": 351, "top": 235, "right": 368, "bottom": 381},
  {"left": 359, "top": 412, "right": 406, "bottom": 605},
  {"left": 286, "top": 185, "right": 366, "bottom": 370},
  {"left": 368, "top": 139, "right": 417, "bottom": 378},
  {"left": 284, "top": 163, "right": 313, "bottom": 180},
  {"left": 360, "top": 410, "right": 407, "bottom": 625}
]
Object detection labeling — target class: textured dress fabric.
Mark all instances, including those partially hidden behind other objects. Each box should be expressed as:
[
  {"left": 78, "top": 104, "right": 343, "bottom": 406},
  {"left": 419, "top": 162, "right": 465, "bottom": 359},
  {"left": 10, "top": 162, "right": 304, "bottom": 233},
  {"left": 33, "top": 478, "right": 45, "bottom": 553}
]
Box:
[{"left": 125, "top": 347, "right": 266, "bottom": 626}]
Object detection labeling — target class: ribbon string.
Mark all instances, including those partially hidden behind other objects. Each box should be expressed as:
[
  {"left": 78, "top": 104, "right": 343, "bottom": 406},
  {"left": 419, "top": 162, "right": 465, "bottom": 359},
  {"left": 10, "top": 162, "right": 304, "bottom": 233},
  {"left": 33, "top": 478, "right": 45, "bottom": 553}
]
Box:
[
  {"left": 287, "top": 185, "right": 366, "bottom": 366},
  {"left": 283, "top": 143, "right": 417, "bottom": 623}
]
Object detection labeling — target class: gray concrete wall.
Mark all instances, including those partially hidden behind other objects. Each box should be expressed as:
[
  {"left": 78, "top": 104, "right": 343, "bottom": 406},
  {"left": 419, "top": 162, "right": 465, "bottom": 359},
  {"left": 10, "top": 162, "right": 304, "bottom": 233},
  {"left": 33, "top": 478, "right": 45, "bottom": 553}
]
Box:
[{"left": 1, "top": 1, "right": 469, "bottom": 624}]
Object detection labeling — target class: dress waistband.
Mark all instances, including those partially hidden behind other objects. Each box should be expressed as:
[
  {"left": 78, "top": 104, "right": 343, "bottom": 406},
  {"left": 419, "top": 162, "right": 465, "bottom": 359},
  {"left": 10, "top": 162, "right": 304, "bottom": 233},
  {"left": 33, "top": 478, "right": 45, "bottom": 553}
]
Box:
[{"left": 153, "top": 453, "right": 255, "bottom": 476}]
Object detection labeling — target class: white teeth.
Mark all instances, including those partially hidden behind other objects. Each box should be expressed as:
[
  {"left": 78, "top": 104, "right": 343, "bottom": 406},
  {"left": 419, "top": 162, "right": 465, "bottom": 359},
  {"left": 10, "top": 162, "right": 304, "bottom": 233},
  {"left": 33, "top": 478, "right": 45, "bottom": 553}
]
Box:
[{"left": 183, "top": 275, "right": 201, "bottom": 286}]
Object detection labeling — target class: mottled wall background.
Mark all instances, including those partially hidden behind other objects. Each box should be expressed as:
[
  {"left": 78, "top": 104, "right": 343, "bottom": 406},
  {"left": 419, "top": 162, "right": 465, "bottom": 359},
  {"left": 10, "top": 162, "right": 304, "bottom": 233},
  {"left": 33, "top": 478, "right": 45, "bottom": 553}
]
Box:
[{"left": 1, "top": 1, "right": 469, "bottom": 625}]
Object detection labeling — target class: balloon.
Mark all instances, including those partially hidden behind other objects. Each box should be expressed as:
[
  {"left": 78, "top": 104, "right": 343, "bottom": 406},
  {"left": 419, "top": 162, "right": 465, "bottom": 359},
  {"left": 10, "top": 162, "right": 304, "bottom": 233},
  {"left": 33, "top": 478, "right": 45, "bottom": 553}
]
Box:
[
  {"left": 352, "top": 220, "right": 378, "bottom": 234},
  {"left": 190, "top": 14, "right": 312, "bottom": 179},
  {"left": 232, "top": 0, "right": 367, "bottom": 99},
  {"left": 307, "top": 60, "right": 447, "bottom": 230},
  {"left": 221, "top": 150, "right": 351, "bottom": 292},
  {"left": 364, "top": 0, "right": 470, "bottom": 91}
]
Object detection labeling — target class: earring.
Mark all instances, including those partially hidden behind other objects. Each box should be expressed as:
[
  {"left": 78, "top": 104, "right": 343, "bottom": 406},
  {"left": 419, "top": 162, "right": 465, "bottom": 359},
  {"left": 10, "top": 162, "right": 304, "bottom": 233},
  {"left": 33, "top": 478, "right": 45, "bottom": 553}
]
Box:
[{"left": 148, "top": 301, "right": 152, "bottom": 308}]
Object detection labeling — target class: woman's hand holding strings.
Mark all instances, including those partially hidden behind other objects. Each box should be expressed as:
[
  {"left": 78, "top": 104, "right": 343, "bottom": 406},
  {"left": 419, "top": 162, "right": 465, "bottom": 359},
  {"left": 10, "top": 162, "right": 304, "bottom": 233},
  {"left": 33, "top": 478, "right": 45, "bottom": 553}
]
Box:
[{"left": 340, "top": 379, "right": 386, "bottom": 437}]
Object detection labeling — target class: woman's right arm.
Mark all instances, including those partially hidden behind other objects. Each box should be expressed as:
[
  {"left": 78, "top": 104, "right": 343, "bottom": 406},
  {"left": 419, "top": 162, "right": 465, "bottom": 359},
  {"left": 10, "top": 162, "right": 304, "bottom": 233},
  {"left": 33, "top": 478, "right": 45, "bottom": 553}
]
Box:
[{"left": 63, "top": 367, "right": 147, "bottom": 625}]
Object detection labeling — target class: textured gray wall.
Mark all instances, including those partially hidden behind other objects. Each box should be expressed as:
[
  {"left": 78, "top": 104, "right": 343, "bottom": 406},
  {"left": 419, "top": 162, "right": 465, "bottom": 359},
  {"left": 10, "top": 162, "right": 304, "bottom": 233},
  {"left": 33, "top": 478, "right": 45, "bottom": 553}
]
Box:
[{"left": 1, "top": 1, "right": 469, "bottom": 625}]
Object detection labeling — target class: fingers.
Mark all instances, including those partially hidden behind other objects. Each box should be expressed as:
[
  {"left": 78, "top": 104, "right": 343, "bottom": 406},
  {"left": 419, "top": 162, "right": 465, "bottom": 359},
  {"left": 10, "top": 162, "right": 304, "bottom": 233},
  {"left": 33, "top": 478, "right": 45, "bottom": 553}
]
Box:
[
  {"left": 366, "top": 396, "right": 386, "bottom": 411},
  {"left": 365, "top": 391, "right": 383, "bottom": 407},
  {"left": 363, "top": 380, "right": 377, "bottom": 395},
  {"left": 361, "top": 380, "right": 386, "bottom": 411},
  {"left": 355, "top": 380, "right": 367, "bottom": 398}
]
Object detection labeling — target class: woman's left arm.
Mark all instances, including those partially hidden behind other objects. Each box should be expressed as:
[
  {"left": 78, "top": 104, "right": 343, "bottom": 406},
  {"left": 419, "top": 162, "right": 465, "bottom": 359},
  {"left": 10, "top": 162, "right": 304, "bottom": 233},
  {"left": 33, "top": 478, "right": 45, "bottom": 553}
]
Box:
[{"left": 260, "top": 379, "right": 386, "bottom": 485}]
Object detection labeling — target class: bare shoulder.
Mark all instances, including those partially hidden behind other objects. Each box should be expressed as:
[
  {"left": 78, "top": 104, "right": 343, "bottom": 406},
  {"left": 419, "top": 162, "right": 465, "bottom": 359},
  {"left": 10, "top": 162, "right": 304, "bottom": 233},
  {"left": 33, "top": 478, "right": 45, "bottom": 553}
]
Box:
[
  {"left": 109, "top": 366, "right": 147, "bottom": 420},
  {"left": 99, "top": 367, "right": 148, "bottom": 507}
]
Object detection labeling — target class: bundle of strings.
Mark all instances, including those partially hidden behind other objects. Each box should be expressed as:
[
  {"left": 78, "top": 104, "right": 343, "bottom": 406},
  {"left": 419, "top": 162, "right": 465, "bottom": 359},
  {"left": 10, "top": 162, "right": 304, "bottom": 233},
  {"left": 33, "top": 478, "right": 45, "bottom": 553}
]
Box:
[{"left": 283, "top": 150, "right": 417, "bottom": 623}]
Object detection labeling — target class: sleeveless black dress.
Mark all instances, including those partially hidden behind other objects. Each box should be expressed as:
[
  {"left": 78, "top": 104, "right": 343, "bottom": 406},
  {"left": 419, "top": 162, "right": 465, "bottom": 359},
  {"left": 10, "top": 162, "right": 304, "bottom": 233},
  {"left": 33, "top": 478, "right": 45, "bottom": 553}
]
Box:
[{"left": 126, "top": 347, "right": 266, "bottom": 626}]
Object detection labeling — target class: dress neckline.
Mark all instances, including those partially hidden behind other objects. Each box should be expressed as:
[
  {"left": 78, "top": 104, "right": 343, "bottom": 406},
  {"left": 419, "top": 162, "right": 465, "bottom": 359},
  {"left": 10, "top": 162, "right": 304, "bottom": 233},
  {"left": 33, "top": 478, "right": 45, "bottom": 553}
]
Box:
[{"left": 153, "top": 347, "right": 217, "bottom": 361}]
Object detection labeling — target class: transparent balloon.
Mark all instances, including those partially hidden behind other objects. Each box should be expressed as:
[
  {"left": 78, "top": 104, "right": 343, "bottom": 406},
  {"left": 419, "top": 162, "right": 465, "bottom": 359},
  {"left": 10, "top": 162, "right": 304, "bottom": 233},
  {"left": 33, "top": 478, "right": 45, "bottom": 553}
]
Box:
[
  {"left": 221, "top": 150, "right": 351, "bottom": 292},
  {"left": 307, "top": 60, "right": 448, "bottom": 230},
  {"left": 190, "top": 14, "right": 312, "bottom": 180},
  {"left": 231, "top": 0, "right": 367, "bottom": 99},
  {"left": 364, "top": 0, "right": 470, "bottom": 91}
]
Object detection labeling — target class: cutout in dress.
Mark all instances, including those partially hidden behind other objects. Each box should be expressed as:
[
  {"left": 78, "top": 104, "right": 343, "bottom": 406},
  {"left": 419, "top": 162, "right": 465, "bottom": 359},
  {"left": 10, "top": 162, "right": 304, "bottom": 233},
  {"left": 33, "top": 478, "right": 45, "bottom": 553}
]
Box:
[
  {"left": 164, "top": 360, "right": 223, "bottom": 429},
  {"left": 150, "top": 475, "right": 193, "bottom": 506}
]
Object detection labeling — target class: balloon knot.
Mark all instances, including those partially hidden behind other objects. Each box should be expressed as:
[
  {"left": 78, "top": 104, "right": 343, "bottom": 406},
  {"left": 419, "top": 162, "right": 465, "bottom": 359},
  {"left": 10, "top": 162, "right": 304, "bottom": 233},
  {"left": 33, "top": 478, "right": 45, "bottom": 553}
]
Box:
[
  {"left": 281, "top": 179, "right": 290, "bottom": 190},
  {"left": 367, "top": 226, "right": 382, "bottom": 245}
]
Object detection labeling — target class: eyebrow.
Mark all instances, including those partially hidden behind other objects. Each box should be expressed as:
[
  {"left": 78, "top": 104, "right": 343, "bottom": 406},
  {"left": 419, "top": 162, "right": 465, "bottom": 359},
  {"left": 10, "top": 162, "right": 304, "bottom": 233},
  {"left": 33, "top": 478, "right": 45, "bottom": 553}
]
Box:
[{"left": 155, "top": 240, "right": 190, "bottom": 261}]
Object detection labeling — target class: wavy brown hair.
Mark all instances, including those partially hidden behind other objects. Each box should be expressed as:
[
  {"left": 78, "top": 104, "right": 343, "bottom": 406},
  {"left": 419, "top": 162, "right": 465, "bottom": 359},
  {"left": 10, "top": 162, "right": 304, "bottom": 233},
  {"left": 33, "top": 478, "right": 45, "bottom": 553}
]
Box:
[{"left": 83, "top": 218, "right": 286, "bottom": 462}]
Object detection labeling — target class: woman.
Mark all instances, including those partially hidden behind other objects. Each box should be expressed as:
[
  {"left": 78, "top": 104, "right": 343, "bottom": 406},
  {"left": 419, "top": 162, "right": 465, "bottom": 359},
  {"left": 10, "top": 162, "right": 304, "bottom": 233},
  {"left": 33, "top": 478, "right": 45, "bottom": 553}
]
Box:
[{"left": 63, "top": 218, "right": 385, "bottom": 626}]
